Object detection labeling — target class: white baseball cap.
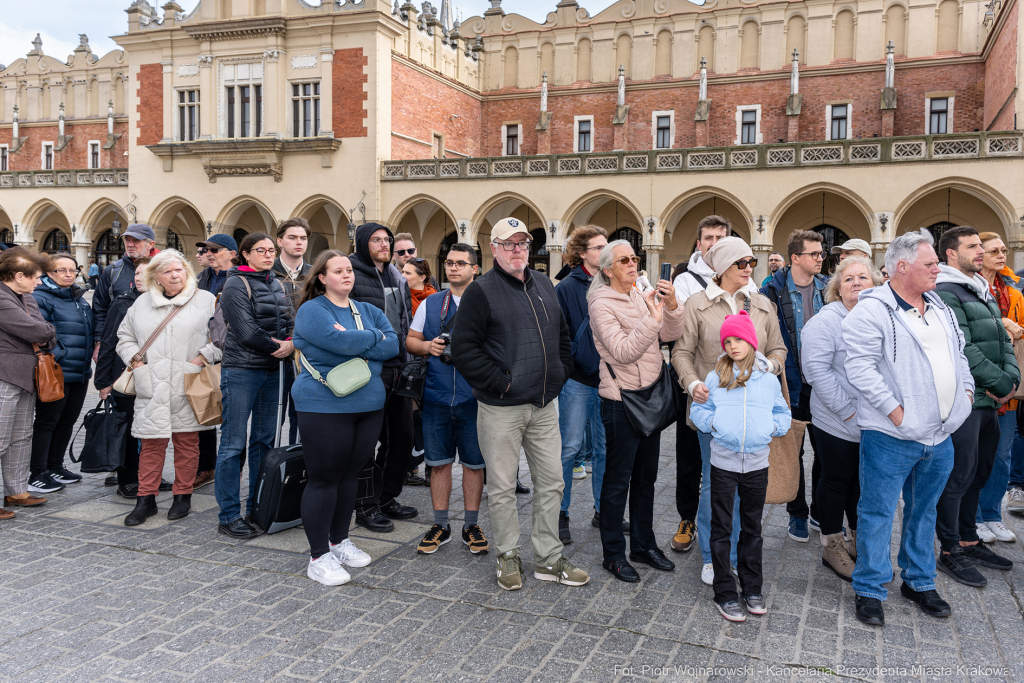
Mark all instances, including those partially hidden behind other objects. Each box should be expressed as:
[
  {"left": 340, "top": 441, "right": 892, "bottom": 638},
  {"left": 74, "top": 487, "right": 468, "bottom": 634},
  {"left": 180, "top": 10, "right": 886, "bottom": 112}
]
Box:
[
  {"left": 491, "top": 217, "right": 531, "bottom": 242},
  {"left": 831, "top": 238, "right": 872, "bottom": 255}
]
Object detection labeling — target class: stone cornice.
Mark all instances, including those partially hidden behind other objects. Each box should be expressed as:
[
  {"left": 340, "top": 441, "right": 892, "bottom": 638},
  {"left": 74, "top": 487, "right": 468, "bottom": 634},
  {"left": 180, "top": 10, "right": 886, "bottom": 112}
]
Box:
[
  {"left": 146, "top": 137, "right": 341, "bottom": 157},
  {"left": 183, "top": 16, "right": 288, "bottom": 41}
]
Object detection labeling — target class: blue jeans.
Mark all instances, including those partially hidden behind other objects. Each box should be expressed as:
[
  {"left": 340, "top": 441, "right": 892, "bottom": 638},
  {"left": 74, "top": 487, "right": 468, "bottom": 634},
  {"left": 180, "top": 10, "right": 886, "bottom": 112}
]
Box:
[
  {"left": 978, "top": 409, "right": 1016, "bottom": 523},
  {"left": 215, "top": 366, "right": 281, "bottom": 525},
  {"left": 421, "top": 401, "right": 485, "bottom": 468},
  {"left": 559, "top": 380, "right": 606, "bottom": 512},
  {"left": 697, "top": 430, "right": 740, "bottom": 566},
  {"left": 1007, "top": 416, "right": 1024, "bottom": 490},
  {"left": 852, "top": 430, "right": 954, "bottom": 601}
]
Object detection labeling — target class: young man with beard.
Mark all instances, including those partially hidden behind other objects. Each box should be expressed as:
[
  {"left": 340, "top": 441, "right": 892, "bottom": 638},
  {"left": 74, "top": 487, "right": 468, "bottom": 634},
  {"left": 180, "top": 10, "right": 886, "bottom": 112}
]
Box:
[{"left": 349, "top": 223, "right": 416, "bottom": 532}]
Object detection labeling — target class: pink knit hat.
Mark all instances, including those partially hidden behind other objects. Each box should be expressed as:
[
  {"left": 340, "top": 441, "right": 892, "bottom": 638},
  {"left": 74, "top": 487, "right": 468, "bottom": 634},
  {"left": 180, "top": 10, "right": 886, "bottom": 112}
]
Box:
[{"left": 720, "top": 311, "right": 759, "bottom": 351}]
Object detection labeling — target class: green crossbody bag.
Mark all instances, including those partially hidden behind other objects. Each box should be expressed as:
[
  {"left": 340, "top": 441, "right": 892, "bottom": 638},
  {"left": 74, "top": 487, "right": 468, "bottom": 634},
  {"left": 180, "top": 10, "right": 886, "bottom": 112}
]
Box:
[{"left": 299, "top": 299, "right": 373, "bottom": 397}]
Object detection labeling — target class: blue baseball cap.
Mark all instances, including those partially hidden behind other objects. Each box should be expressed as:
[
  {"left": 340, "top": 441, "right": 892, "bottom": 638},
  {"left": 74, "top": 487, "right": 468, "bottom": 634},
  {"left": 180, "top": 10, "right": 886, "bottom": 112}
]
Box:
[{"left": 196, "top": 233, "right": 238, "bottom": 252}]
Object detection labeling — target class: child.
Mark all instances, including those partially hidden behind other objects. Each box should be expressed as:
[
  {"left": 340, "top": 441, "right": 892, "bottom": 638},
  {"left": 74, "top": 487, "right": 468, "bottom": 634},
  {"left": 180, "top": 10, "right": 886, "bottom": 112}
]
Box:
[{"left": 690, "top": 311, "right": 791, "bottom": 622}]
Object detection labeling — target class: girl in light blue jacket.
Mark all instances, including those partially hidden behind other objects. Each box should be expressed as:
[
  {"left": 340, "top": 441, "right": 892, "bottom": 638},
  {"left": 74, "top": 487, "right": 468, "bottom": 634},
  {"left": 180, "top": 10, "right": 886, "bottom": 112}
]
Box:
[{"left": 690, "top": 311, "right": 791, "bottom": 622}]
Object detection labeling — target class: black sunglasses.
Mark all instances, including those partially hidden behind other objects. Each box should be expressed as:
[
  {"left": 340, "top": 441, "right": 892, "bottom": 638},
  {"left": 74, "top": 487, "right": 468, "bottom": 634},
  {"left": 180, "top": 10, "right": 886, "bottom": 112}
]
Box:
[{"left": 395, "top": 248, "right": 417, "bottom": 256}]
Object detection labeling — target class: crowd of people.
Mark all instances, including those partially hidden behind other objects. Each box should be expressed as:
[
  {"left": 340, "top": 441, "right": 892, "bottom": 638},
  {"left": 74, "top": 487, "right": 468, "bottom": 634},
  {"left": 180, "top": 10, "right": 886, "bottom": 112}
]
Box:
[{"left": 0, "top": 211, "right": 1021, "bottom": 629}]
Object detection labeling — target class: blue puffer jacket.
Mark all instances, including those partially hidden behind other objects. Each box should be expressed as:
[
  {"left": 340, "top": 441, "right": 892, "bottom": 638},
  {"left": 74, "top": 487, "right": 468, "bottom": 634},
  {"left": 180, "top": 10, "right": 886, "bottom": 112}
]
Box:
[
  {"left": 32, "top": 276, "right": 95, "bottom": 383},
  {"left": 690, "top": 355, "right": 791, "bottom": 458},
  {"left": 422, "top": 290, "right": 475, "bottom": 407}
]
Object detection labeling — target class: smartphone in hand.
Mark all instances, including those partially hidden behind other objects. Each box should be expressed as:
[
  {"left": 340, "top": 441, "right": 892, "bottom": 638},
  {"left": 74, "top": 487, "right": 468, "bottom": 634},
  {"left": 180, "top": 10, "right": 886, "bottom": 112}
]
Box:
[{"left": 660, "top": 262, "right": 672, "bottom": 282}]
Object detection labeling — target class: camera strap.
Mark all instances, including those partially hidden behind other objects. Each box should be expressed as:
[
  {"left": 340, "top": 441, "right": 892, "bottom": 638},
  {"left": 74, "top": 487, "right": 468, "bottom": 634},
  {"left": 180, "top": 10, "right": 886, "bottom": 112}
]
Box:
[{"left": 438, "top": 290, "right": 457, "bottom": 336}]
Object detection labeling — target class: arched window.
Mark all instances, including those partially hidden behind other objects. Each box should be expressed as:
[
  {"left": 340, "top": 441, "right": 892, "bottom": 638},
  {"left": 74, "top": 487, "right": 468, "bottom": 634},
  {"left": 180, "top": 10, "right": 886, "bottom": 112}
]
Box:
[
  {"left": 926, "top": 221, "right": 958, "bottom": 243},
  {"left": 0, "top": 228, "right": 12, "bottom": 246},
  {"left": 42, "top": 229, "right": 70, "bottom": 255},
  {"left": 611, "top": 227, "right": 647, "bottom": 274},
  {"left": 438, "top": 231, "right": 483, "bottom": 287},
  {"left": 233, "top": 228, "right": 249, "bottom": 247},
  {"left": 528, "top": 228, "right": 549, "bottom": 274},
  {"left": 166, "top": 229, "right": 183, "bottom": 253},
  {"left": 812, "top": 225, "right": 850, "bottom": 276},
  {"left": 94, "top": 229, "right": 124, "bottom": 267}
]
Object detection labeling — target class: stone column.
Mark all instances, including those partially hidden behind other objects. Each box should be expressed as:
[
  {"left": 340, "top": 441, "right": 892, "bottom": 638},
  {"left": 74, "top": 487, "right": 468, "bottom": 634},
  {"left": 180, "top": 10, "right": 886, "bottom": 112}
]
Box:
[
  {"left": 644, "top": 244, "right": 663, "bottom": 282},
  {"left": 871, "top": 240, "right": 891, "bottom": 269},
  {"left": 319, "top": 48, "right": 334, "bottom": 137},
  {"left": 694, "top": 58, "right": 709, "bottom": 147},
  {"left": 72, "top": 237, "right": 90, "bottom": 266},
  {"left": 1011, "top": 241, "right": 1024, "bottom": 273},
  {"left": 547, "top": 245, "right": 563, "bottom": 283},
  {"left": 198, "top": 49, "right": 214, "bottom": 139},
  {"left": 263, "top": 49, "right": 282, "bottom": 137},
  {"left": 161, "top": 60, "right": 173, "bottom": 142},
  {"left": 751, "top": 243, "right": 773, "bottom": 285}
]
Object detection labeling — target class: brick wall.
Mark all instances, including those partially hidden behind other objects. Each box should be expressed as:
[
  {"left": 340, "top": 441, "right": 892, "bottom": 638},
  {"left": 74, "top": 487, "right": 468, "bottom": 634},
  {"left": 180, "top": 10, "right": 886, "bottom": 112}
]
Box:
[
  {"left": 478, "top": 61, "right": 987, "bottom": 154},
  {"left": 0, "top": 122, "right": 128, "bottom": 171},
  {"left": 136, "top": 63, "right": 162, "bottom": 146},
  {"left": 334, "top": 48, "right": 368, "bottom": 138},
  {"left": 984, "top": 1, "right": 1018, "bottom": 131},
  {"left": 391, "top": 55, "right": 481, "bottom": 159}
]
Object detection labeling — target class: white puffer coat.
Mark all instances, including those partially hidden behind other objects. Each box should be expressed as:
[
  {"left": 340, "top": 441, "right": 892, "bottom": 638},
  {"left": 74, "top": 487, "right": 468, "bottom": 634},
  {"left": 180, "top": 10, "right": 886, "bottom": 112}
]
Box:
[{"left": 117, "top": 280, "right": 221, "bottom": 439}]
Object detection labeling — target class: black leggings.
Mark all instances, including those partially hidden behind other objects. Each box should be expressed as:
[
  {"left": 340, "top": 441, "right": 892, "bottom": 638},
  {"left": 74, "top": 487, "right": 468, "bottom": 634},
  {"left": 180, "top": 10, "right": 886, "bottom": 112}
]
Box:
[
  {"left": 299, "top": 410, "right": 384, "bottom": 559},
  {"left": 31, "top": 381, "right": 89, "bottom": 476},
  {"left": 812, "top": 425, "right": 860, "bottom": 536}
]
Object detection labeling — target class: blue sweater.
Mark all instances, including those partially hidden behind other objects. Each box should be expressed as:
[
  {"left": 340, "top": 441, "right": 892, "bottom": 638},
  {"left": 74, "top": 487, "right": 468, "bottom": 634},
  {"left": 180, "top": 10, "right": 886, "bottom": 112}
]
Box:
[{"left": 292, "top": 296, "right": 399, "bottom": 414}]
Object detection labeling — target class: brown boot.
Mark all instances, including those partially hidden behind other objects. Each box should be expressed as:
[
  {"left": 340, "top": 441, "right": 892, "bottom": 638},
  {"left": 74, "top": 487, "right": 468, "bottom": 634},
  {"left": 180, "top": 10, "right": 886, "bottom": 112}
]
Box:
[
  {"left": 847, "top": 529, "right": 857, "bottom": 560},
  {"left": 193, "top": 470, "right": 215, "bottom": 489},
  {"left": 0, "top": 507, "right": 14, "bottom": 520},
  {"left": 4, "top": 494, "right": 46, "bottom": 507},
  {"left": 821, "top": 532, "right": 855, "bottom": 582}
]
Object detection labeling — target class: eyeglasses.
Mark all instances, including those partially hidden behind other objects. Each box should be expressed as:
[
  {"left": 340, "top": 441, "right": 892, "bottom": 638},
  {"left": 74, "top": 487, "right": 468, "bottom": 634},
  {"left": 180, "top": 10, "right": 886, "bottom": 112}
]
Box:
[
  {"left": 496, "top": 240, "right": 532, "bottom": 252},
  {"left": 207, "top": 247, "right": 221, "bottom": 254},
  {"left": 51, "top": 268, "right": 75, "bottom": 275},
  {"left": 251, "top": 247, "right": 277, "bottom": 256},
  {"left": 613, "top": 255, "right": 641, "bottom": 266},
  {"left": 444, "top": 260, "right": 472, "bottom": 269},
  {"left": 795, "top": 251, "right": 825, "bottom": 260},
  {"left": 733, "top": 258, "right": 758, "bottom": 269},
  {"left": 986, "top": 248, "right": 1009, "bottom": 256},
  {"left": 583, "top": 244, "right": 606, "bottom": 252},
  {"left": 369, "top": 236, "right": 393, "bottom": 246},
  {"left": 395, "top": 248, "right": 417, "bottom": 256}
]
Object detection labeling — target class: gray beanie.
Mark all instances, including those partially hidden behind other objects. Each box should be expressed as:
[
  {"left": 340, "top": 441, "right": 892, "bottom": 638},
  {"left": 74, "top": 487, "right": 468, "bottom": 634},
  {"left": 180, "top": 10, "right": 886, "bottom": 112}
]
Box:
[{"left": 703, "top": 237, "right": 753, "bottom": 277}]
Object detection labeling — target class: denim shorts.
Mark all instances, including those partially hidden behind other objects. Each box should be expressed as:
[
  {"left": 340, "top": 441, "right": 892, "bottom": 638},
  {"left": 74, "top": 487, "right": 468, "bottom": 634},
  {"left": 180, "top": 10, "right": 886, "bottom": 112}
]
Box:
[{"left": 421, "top": 401, "right": 485, "bottom": 469}]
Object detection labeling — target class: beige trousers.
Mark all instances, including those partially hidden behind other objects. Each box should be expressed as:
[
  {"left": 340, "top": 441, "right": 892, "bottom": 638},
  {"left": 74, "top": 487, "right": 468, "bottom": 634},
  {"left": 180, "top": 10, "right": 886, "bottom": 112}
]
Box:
[{"left": 476, "top": 399, "right": 565, "bottom": 567}]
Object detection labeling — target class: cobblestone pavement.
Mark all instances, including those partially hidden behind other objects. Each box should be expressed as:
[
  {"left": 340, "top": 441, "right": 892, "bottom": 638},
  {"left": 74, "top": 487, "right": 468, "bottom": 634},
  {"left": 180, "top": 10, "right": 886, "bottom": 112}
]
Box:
[{"left": 2, "top": 393, "right": 1024, "bottom": 683}]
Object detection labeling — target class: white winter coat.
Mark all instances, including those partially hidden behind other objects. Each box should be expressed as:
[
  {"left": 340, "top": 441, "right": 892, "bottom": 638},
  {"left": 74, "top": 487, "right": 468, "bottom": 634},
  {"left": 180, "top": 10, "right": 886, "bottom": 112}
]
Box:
[{"left": 117, "top": 280, "right": 221, "bottom": 439}]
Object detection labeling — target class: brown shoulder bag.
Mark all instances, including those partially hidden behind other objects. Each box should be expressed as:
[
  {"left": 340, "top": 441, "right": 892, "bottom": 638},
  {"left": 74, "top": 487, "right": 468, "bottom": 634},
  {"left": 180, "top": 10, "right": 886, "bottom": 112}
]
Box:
[{"left": 33, "top": 344, "right": 65, "bottom": 403}]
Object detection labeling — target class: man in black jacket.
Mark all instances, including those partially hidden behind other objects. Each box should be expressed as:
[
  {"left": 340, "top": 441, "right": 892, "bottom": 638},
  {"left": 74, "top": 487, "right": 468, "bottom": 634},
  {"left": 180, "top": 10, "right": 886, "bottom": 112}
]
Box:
[
  {"left": 451, "top": 217, "right": 589, "bottom": 591},
  {"left": 349, "top": 222, "right": 416, "bottom": 532},
  {"left": 91, "top": 223, "right": 159, "bottom": 362},
  {"left": 196, "top": 233, "right": 237, "bottom": 297}
]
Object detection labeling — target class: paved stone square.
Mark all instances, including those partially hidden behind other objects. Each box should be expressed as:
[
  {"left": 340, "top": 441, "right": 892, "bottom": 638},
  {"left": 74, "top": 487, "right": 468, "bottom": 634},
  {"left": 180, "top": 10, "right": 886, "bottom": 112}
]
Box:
[{"left": 2, "top": 393, "right": 1024, "bottom": 682}]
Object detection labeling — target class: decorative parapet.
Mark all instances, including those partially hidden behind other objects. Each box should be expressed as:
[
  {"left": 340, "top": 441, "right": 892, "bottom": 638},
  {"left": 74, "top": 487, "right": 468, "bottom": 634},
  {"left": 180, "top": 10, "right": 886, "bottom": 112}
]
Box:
[
  {"left": 0, "top": 169, "right": 128, "bottom": 189},
  {"left": 147, "top": 138, "right": 341, "bottom": 180},
  {"left": 380, "top": 132, "right": 1022, "bottom": 181},
  {"left": 182, "top": 17, "right": 287, "bottom": 42}
]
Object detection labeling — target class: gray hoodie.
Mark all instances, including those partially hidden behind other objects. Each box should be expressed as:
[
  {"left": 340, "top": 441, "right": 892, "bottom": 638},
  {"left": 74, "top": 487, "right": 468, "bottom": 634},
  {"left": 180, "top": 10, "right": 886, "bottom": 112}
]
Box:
[
  {"left": 842, "top": 283, "right": 974, "bottom": 446},
  {"left": 801, "top": 301, "right": 861, "bottom": 442},
  {"left": 935, "top": 264, "right": 993, "bottom": 301}
]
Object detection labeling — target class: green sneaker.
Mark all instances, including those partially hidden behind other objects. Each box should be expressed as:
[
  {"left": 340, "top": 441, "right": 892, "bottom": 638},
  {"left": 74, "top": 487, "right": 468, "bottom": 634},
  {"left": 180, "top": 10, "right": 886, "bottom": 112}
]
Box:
[
  {"left": 534, "top": 556, "right": 590, "bottom": 586},
  {"left": 496, "top": 551, "right": 523, "bottom": 591}
]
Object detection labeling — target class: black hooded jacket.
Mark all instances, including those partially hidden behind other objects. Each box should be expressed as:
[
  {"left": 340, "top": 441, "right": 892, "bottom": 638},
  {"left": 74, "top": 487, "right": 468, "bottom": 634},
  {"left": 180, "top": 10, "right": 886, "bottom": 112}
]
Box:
[
  {"left": 350, "top": 223, "right": 411, "bottom": 367},
  {"left": 220, "top": 266, "right": 294, "bottom": 370}
]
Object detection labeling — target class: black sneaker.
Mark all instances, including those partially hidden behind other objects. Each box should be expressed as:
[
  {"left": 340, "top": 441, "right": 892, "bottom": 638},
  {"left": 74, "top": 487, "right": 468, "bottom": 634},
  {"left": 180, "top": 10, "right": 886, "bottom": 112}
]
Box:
[
  {"left": 27, "top": 472, "right": 64, "bottom": 494},
  {"left": 899, "top": 583, "right": 951, "bottom": 618},
  {"left": 417, "top": 524, "right": 451, "bottom": 554},
  {"left": 937, "top": 545, "right": 988, "bottom": 587},
  {"left": 104, "top": 473, "right": 118, "bottom": 486},
  {"left": 116, "top": 482, "right": 139, "bottom": 499},
  {"left": 855, "top": 595, "right": 885, "bottom": 626},
  {"left": 558, "top": 510, "right": 572, "bottom": 545},
  {"left": 50, "top": 467, "right": 82, "bottom": 484},
  {"left": 962, "top": 542, "right": 1013, "bottom": 570},
  {"left": 462, "top": 524, "right": 489, "bottom": 554}
]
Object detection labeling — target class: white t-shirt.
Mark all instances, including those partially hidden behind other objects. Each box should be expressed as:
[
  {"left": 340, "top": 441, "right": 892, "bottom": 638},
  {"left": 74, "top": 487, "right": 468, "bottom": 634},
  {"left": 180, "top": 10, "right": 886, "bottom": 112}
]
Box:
[{"left": 410, "top": 294, "right": 461, "bottom": 334}]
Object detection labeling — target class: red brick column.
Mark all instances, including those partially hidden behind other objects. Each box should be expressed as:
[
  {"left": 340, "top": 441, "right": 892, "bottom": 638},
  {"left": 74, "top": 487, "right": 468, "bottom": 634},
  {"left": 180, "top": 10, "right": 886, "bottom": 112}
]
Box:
[
  {"left": 695, "top": 120, "right": 708, "bottom": 147},
  {"left": 881, "top": 110, "right": 895, "bottom": 138},
  {"left": 137, "top": 64, "right": 163, "bottom": 146},
  {"left": 787, "top": 116, "right": 800, "bottom": 142},
  {"left": 334, "top": 49, "right": 368, "bottom": 138}
]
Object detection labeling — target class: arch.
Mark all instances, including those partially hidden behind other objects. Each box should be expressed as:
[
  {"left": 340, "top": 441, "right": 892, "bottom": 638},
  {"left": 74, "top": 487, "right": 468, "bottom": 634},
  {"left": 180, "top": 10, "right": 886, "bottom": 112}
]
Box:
[
  {"left": 740, "top": 20, "right": 760, "bottom": 70},
  {"left": 655, "top": 30, "right": 672, "bottom": 76},
  {"left": 770, "top": 182, "right": 874, "bottom": 232},
  {"left": 79, "top": 197, "right": 124, "bottom": 242},
  {"left": 576, "top": 37, "right": 593, "bottom": 82},
  {"left": 503, "top": 46, "right": 519, "bottom": 89},
  {"left": 786, "top": 15, "right": 806, "bottom": 63},
  {"left": 290, "top": 194, "right": 349, "bottom": 258},
  {"left": 149, "top": 196, "right": 206, "bottom": 233},
  {"left": 42, "top": 228, "right": 71, "bottom": 254},
  {"left": 214, "top": 195, "right": 277, "bottom": 235},
  {"left": 884, "top": 3, "right": 907, "bottom": 56},
  {"left": 936, "top": 0, "right": 959, "bottom": 52},
  {"left": 660, "top": 189, "right": 753, "bottom": 267},
  {"left": 472, "top": 192, "right": 546, "bottom": 236},
  {"left": 892, "top": 178, "right": 1015, "bottom": 238},
  {"left": 387, "top": 193, "right": 458, "bottom": 231},
  {"left": 21, "top": 198, "right": 69, "bottom": 233},
  {"left": 771, "top": 187, "right": 873, "bottom": 257},
  {"left": 660, "top": 186, "right": 755, "bottom": 237},
  {"left": 616, "top": 33, "right": 633, "bottom": 78},
  {"left": 696, "top": 25, "right": 715, "bottom": 72},
  {"left": 833, "top": 10, "right": 855, "bottom": 61},
  {"left": 540, "top": 42, "right": 555, "bottom": 80},
  {"left": 559, "top": 189, "right": 643, "bottom": 242},
  {"left": 389, "top": 196, "right": 461, "bottom": 273}
]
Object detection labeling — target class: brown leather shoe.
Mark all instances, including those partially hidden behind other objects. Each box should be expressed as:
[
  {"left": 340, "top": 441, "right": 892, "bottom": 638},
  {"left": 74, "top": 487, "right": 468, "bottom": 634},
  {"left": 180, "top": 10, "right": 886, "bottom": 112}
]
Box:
[
  {"left": 193, "top": 470, "right": 215, "bottom": 489},
  {"left": 0, "top": 507, "right": 14, "bottom": 520},
  {"left": 4, "top": 494, "right": 47, "bottom": 507}
]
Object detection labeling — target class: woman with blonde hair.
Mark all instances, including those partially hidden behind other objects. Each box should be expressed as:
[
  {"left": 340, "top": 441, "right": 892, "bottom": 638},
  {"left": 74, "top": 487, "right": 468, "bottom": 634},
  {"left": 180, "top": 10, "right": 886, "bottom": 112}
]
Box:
[
  {"left": 801, "top": 256, "right": 884, "bottom": 580},
  {"left": 117, "top": 250, "right": 221, "bottom": 526}
]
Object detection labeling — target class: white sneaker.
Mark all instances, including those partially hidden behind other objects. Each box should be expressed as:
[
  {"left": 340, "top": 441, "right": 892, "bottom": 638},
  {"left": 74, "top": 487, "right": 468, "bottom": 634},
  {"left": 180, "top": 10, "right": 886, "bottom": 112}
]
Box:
[
  {"left": 986, "top": 521, "right": 1016, "bottom": 542},
  {"left": 307, "top": 553, "right": 351, "bottom": 586},
  {"left": 331, "top": 538, "right": 372, "bottom": 567},
  {"left": 976, "top": 522, "right": 997, "bottom": 544},
  {"left": 1008, "top": 487, "right": 1024, "bottom": 512},
  {"left": 701, "top": 562, "right": 714, "bottom": 585}
]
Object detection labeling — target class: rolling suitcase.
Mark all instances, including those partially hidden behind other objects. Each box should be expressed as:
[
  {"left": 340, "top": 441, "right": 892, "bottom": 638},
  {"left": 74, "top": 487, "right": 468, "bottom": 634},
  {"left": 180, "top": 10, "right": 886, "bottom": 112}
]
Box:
[{"left": 251, "top": 363, "right": 307, "bottom": 534}]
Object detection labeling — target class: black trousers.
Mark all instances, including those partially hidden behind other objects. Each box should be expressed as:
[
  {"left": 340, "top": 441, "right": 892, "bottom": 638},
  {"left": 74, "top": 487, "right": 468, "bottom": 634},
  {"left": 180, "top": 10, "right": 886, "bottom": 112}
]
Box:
[
  {"left": 936, "top": 408, "right": 1000, "bottom": 549},
  {"left": 299, "top": 410, "right": 384, "bottom": 558},
  {"left": 282, "top": 360, "right": 299, "bottom": 445},
  {"left": 812, "top": 426, "right": 860, "bottom": 536},
  {"left": 710, "top": 465, "right": 768, "bottom": 604},
  {"left": 786, "top": 383, "right": 820, "bottom": 520},
  {"left": 113, "top": 395, "right": 140, "bottom": 487},
  {"left": 197, "top": 430, "right": 217, "bottom": 472},
  {"left": 30, "top": 380, "right": 90, "bottom": 477},
  {"left": 675, "top": 415, "right": 702, "bottom": 521},
  {"left": 599, "top": 398, "right": 661, "bottom": 562},
  {"left": 356, "top": 365, "right": 413, "bottom": 510}
]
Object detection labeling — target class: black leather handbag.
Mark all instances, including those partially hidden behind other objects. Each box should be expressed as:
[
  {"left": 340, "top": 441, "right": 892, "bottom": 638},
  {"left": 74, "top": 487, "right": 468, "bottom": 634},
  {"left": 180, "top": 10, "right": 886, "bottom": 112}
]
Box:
[
  {"left": 606, "top": 361, "right": 679, "bottom": 438},
  {"left": 396, "top": 357, "right": 428, "bottom": 399}
]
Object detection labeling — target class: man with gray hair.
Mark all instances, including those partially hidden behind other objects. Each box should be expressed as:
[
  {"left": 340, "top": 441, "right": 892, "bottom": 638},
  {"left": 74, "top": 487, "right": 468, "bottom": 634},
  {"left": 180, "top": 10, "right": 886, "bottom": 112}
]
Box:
[
  {"left": 91, "top": 223, "right": 159, "bottom": 362},
  {"left": 842, "top": 228, "right": 974, "bottom": 627},
  {"left": 451, "top": 217, "right": 589, "bottom": 591}
]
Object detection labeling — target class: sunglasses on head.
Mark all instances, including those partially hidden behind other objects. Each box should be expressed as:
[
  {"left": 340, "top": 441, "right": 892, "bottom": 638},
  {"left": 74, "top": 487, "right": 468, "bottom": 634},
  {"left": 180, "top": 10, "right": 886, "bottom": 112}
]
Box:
[
  {"left": 395, "top": 248, "right": 417, "bottom": 257},
  {"left": 733, "top": 258, "right": 757, "bottom": 269}
]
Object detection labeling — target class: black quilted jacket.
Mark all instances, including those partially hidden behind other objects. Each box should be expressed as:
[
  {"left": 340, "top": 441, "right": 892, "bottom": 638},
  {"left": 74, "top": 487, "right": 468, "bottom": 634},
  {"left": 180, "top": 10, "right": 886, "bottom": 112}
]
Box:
[{"left": 220, "top": 267, "right": 294, "bottom": 370}]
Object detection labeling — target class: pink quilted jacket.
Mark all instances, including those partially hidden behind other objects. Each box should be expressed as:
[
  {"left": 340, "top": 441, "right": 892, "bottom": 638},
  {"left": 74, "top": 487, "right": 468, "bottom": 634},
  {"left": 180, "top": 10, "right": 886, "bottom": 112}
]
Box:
[{"left": 588, "top": 285, "right": 685, "bottom": 401}]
